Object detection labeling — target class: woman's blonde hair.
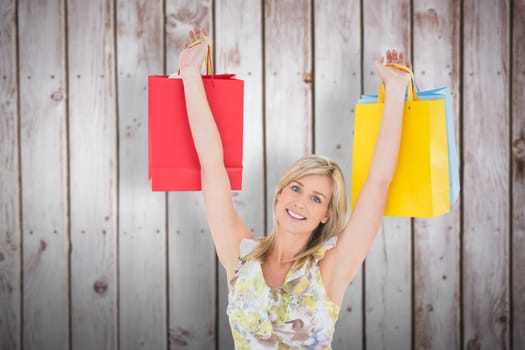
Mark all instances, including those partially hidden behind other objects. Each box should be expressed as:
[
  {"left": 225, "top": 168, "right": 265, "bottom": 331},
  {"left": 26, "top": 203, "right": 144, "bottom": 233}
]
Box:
[{"left": 247, "top": 154, "right": 348, "bottom": 268}]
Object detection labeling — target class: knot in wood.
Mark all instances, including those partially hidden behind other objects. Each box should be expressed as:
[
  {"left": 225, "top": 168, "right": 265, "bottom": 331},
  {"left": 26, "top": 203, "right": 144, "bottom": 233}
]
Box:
[
  {"left": 169, "top": 327, "right": 191, "bottom": 347},
  {"left": 303, "top": 72, "right": 313, "bottom": 83},
  {"left": 466, "top": 337, "right": 481, "bottom": 350},
  {"left": 513, "top": 137, "right": 525, "bottom": 161},
  {"left": 39, "top": 240, "right": 47, "bottom": 254},
  {"left": 50, "top": 90, "right": 64, "bottom": 102},
  {"left": 93, "top": 278, "right": 109, "bottom": 295}
]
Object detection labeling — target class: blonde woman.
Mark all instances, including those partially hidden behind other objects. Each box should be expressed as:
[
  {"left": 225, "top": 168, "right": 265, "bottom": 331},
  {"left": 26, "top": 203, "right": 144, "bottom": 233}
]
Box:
[{"left": 178, "top": 27, "right": 411, "bottom": 349}]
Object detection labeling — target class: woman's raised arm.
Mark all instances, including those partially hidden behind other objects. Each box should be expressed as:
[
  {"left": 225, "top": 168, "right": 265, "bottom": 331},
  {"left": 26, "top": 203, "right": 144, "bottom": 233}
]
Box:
[
  {"left": 179, "top": 28, "right": 253, "bottom": 278},
  {"left": 321, "top": 50, "right": 412, "bottom": 305}
]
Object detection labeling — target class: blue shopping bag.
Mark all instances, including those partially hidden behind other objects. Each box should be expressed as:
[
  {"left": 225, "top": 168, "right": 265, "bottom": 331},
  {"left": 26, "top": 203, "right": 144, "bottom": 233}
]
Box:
[{"left": 417, "top": 87, "right": 460, "bottom": 205}]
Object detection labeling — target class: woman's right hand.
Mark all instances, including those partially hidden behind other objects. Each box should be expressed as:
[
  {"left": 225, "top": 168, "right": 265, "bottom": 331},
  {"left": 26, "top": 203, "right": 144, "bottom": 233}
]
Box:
[{"left": 178, "top": 27, "right": 209, "bottom": 76}]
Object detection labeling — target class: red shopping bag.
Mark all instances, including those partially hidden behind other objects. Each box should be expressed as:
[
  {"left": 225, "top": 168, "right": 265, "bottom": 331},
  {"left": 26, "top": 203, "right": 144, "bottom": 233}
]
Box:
[{"left": 148, "top": 73, "right": 244, "bottom": 191}]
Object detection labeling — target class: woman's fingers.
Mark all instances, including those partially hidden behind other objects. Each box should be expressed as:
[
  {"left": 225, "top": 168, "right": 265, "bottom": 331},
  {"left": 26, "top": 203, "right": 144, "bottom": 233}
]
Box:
[
  {"left": 387, "top": 49, "right": 399, "bottom": 64},
  {"left": 192, "top": 27, "right": 207, "bottom": 40},
  {"left": 391, "top": 49, "right": 398, "bottom": 62},
  {"left": 386, "top": 49, "right": 399, "bottom": 64},
  {"left": 384, "top": 49, "right": 411, "bottom": 68},
  {"left": 398, "top": 51, "right": 405, "bottom": 65},
  {"left": 194, "top": 27, "right": 202, "bottom": 39},
  {"left": 184, "top": 27, "right": 209, "bottom": 49}
]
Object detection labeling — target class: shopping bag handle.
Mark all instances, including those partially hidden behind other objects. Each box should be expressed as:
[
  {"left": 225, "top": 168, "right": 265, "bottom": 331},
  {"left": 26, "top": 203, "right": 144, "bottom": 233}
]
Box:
[
  {"left": 377, "top": 63, "right": 418, "bottom": 102},
  {"left": 176, "top": 39, "right": 213, "bottom": 76}
]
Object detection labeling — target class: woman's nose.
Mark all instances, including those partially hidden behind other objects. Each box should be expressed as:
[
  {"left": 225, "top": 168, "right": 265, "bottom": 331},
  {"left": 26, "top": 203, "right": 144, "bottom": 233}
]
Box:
[{"left": 293, "top": 198, "right": 305, "bottom": 209}]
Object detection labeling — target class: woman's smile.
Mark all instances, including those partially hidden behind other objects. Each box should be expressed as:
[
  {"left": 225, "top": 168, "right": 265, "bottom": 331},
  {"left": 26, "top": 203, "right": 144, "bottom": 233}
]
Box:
[{"left": 286, "top": 208, "right": 306, "bottom": 220}]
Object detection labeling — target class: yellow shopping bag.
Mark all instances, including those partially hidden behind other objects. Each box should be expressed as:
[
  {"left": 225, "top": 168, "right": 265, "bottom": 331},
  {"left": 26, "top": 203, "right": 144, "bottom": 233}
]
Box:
[{"left": 351, "top": 64, "right": 451, "bottom": 217}]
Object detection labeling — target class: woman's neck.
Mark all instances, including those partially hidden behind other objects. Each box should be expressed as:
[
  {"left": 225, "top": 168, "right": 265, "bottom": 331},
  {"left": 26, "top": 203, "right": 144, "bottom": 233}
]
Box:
[{"left": 270, "top": 228, "right": 310, "bottom": 265}]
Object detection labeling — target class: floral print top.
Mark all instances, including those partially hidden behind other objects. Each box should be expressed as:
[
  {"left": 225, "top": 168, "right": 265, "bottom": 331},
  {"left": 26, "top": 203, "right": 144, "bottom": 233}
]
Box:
[{"left": 227, "top": 236, "right": 340, "bottom": 349}]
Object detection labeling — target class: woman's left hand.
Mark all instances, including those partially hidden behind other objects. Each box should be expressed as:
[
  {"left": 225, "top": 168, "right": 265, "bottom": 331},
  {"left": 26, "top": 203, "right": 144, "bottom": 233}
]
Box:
[{"left": 374, "top": 49, "right": 411, "bottom": 88}]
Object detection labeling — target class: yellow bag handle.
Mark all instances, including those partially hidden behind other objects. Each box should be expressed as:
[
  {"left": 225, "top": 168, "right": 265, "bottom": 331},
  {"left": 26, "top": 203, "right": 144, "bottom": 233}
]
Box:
[
  {"left": 177, "top": 39, "right": 213, "bottom": 76},
  {"left": 377, "top": 63, "right": 417, "bottom": 103}
]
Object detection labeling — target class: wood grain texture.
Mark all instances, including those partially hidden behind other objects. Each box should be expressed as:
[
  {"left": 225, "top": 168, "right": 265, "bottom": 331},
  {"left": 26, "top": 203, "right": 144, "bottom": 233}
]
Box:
[
  {"left": 68, "top": 0, "right": 118, "bottom": 349},
  {"left": 463, "top": 0, "right": 510, "bottom": 349},
  {"left": 412, "top": 1, "right": 461, "bottom": 349},
  {"left": 313, "top": 0, "right": 362, "bottom": 348},
  {"left": 214, "top": 1, "right": 265, "bottom": 348},
  {"left": 165, "top": 1, "right": 216, "bottom": 349},
  {"left": 512, "top": 0, "right": 525, "bottom": 348},
  {"left": 116, "top": 1, "right": 167, "bottom": 349},
  {"left": 18, "top": 1, "right": 68, "bottom": 349},
  {"left": 264, "top": 0, "right": 313, "bottom": 229},
  {"left": 362, "top": 1, "right": 412, "bottom": 349},
  {"left": 0, "top": 1, "right": 21, "bottom": 349}
]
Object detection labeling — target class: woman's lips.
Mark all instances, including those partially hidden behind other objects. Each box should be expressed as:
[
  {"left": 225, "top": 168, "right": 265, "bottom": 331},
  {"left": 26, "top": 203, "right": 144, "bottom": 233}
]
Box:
[{"left": 286, "top": 209, "right": 306, "bottom": 220}]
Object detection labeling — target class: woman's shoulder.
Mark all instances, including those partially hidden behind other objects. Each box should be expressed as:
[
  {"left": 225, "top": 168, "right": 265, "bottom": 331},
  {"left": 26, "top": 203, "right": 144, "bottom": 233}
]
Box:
[
  {"left": 313, "top": 235, "right": 338, "bottom": 262},
  {"left": 239, "top": 237, "right": 260, "bottom": 258}
]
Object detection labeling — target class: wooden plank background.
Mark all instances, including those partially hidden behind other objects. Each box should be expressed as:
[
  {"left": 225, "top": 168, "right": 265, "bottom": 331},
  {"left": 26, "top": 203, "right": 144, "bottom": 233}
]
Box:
[
  {"left": 116, "top": 0, "right": 167, "bottom": 349},
  {"left": 513, "top": 1, "right": 525, "bottom": 349},
  {"left": 18, "top": 1, "right": 69, "bottom": 349},
  {"left": 0, "top": 1, "right": 21, "bottom": 349},
  {"left": 463, "top": 0, "right": 510, "bottom": 349},
  {"left": 68, "top": 0, "right": 118, "bottom": 349},
  {"left": 0, "top": 0, "right": 523, "bottom": 349}
]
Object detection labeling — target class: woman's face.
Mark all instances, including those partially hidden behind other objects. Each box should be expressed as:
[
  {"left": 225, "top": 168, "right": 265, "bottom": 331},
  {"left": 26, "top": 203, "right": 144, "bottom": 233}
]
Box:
[{"left": 275, "top": 174, "right": 332, "bottom": 235}]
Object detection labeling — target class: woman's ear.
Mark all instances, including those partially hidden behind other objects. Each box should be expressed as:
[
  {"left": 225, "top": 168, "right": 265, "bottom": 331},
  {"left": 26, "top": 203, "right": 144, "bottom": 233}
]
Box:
[{"left": 321, "top": 215, "right": 329, "bottom": 224}]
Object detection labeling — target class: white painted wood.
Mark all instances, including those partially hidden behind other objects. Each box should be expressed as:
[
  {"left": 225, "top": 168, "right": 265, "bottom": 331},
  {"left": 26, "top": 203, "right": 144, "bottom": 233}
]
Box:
[
  {"left": 18, "top": 1, "right": 68, "bottom": 349},
  {"left": 512, "top": 1, "right": 525, "bottom": 348},
  {"left": 463, "top": 0, "right": 510, "bottom": 348},
  {"left": 412, "top": 1, "right": 461, "bottom": 349},
  {"left": 68, "top": 0, "right": 118, "bottom": 349},
  {"left": 214, "top": 1, "right": 265, "bottom": 349},
  {"left": 264, "top": 0, "right": 313, "bottom": 229},
  {"left": 313, "top": 0, "right": 363, "bottom": 348},
  {"left": 165, "top": 1, "right": 216, "bottom": 348},
  {"left": 116, "top": 1, "right": 167, "bottom": 349},
  {"left": 0, "top": 1, "right": 21, "bottom": 349},
  {"left": 362, "top": 1, "right": 412, "bottom": 349}
]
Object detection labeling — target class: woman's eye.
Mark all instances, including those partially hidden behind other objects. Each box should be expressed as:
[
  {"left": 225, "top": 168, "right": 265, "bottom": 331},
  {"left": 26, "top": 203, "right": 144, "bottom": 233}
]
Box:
[
  {"left": 291, "top": 185, "right": 300, "bottom": 192},
  {"left": 312, "top": 196, "right": 321, "bottom": 204}
]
